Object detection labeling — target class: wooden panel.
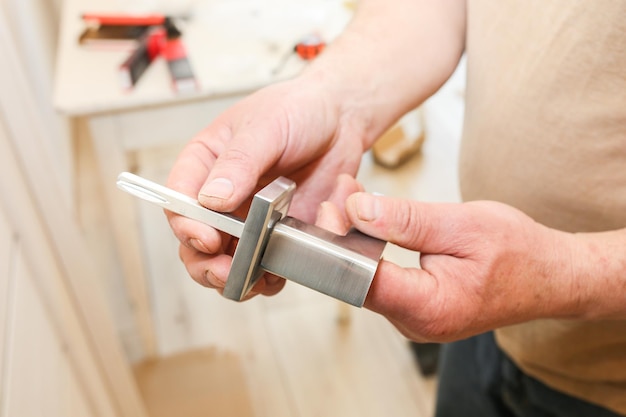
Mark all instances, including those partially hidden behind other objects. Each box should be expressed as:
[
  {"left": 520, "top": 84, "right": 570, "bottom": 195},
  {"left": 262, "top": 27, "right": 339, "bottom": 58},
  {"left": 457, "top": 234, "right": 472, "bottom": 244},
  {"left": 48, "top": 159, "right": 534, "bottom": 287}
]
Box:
[
  {"left": 2, "top": 0, "right": 73, "bottom": 205},
  {"left": 0, "top": 9, "right": 148, "bottom": 417},
  {"left": 0, "top": 201, "right": 14, "bottom": 400},
  {"left": 74, "top": 122, "right": 146, "bottom": 361},
  {"left": 2, "top": 249, "right": 93, "bottom": 417},
  {"left": 86, "top": 114, "right": 158, "bottom": 358},
  {"left": 0, "top": 113, "right": 119, "bottom": 417}
]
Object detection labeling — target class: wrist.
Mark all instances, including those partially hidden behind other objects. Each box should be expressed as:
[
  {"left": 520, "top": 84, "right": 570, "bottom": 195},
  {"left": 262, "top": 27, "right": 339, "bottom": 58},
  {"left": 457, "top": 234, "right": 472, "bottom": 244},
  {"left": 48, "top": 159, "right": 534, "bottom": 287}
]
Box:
[
  {"left": 299, "top": 60, "right": 379, "bottom": 149},
  {"left": 566, "top": 229, "right": 626, "bottom": 320}
]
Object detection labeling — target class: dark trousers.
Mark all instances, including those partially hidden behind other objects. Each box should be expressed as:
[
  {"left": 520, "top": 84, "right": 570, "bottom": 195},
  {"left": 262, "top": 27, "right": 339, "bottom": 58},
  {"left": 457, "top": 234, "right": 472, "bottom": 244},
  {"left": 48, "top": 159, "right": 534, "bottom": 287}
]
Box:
[{"left": 434, "top": 332, "right": 622, "bottom": 417}]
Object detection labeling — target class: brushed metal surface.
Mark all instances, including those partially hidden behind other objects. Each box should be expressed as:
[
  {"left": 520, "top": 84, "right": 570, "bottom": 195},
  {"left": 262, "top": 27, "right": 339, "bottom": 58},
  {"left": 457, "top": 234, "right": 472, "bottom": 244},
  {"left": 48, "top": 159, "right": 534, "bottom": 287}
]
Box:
[
  {"left": 262, "top": 217, "right": 385, "bottom": 306},
  {"left": 223, "top": 177, "right": 295, "bottom": 301}
]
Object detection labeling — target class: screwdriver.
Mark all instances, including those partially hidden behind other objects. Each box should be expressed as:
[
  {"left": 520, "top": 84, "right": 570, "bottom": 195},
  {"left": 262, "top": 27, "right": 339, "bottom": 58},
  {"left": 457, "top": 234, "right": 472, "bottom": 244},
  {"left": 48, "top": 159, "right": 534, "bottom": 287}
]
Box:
[{"left": 272, "top": 34, "right": 326, "bottom": 75}]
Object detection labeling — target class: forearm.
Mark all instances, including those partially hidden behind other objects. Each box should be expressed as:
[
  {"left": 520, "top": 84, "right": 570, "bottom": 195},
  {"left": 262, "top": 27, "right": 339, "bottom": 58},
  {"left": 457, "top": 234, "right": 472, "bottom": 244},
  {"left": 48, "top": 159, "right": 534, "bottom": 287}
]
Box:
[
  {"left": 302, "top": 0, "right": 466, "bottom": 147},
  {"left": 568, "top": 228, "right": 626, "bottom": 320}
]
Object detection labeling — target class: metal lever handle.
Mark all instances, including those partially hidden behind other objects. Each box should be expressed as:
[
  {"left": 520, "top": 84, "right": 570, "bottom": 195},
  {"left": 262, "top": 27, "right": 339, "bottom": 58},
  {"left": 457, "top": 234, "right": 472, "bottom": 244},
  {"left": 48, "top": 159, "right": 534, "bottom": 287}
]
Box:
[
  {"left": 116, "top": 172, "right": 244, "bottom": 238},
  {"left": 117, "top": 172, "right": 385, "bottom": 306}
]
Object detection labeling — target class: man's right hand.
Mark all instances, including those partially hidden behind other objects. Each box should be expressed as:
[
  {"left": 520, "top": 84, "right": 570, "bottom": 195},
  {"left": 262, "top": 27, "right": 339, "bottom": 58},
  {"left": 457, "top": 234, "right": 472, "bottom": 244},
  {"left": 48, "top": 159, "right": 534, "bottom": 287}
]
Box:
[{"left": 165, "top": 75, "right": 367, "bottom": 296}]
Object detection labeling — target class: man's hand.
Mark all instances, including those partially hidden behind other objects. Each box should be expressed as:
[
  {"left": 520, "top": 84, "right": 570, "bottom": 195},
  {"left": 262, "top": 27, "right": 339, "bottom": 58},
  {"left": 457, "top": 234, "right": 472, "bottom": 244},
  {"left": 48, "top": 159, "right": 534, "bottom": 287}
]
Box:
[
  {"left": 165, "top": 78, "right": 366, "bottom": 296},
  {"left": 317, "top": 176, "right": 589, "bottom": 342}
]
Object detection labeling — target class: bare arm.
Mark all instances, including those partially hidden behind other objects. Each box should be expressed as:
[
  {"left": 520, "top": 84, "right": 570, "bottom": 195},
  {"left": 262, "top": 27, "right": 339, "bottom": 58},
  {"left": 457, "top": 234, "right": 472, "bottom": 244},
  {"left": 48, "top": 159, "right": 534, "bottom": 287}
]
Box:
[
  {"left": 570, "top": 229, "right": 626, "bottom": 320},
  {"left": 301, "top": 0, "right": 466, "bottom": 148}
]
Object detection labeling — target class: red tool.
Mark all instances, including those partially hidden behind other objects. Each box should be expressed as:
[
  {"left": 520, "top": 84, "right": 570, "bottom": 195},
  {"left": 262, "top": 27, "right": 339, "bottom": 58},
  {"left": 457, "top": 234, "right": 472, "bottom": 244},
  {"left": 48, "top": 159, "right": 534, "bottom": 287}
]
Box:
[
  {"left": 118, "top": 27, "right": 167, "bottom": 90},
  {"left": 81, "top": 13, "right": 167, "bottom": 27},
  {"left": 117, "top": 20, "right": 197, "bottom": 93},
  {"left": 272, "top": 34, "right": 326, "bottom": 75},
  {"left": 161, "top": 25, "right": 198, "bottom": 93},
  {"left": 294, "top": 34, "right": 326, "bottom": 60},
  {"left": 78, "top": 13, "right": 165, "bottom": 48},
  {"left": 79, "top": 12, "right": 198, "bottom": 92}
]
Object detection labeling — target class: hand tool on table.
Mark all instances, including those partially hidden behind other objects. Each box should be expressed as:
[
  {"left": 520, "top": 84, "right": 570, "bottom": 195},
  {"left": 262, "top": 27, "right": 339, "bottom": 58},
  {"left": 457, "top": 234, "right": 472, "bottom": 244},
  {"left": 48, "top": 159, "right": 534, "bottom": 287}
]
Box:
[
  {"left": 79, "top": 13, "right": 197, "bottom": 92},
  {"left": 272, "top": 34, "right": 326, "bottom": 75},
  {"left": 117, "top": 172, "right": 386, "bottom": 307}
]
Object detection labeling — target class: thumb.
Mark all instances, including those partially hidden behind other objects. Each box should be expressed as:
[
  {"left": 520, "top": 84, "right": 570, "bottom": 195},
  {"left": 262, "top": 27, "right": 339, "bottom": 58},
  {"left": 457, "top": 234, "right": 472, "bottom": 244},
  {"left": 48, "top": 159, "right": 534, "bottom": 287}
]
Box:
[
  {"left": 198, "top": 128, "right": 284, "bottom": 212},
  {"left": 345, "top": 192, "right": 466, "bottom": 255}
]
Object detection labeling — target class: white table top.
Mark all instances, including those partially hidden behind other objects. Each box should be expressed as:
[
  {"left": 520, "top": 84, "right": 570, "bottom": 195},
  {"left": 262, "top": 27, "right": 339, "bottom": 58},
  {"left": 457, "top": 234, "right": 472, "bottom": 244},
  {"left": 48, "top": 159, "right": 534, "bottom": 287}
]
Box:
[{"left": 54, "top": 0, "right": 353, "bottom": 116}]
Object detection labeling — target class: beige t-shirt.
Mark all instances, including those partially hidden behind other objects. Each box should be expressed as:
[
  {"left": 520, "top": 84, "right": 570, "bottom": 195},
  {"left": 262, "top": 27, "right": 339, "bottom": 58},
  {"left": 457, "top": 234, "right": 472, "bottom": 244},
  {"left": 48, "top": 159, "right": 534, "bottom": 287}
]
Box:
[{"left": 460, "top": 1, "right": 626, "bottom": 414}]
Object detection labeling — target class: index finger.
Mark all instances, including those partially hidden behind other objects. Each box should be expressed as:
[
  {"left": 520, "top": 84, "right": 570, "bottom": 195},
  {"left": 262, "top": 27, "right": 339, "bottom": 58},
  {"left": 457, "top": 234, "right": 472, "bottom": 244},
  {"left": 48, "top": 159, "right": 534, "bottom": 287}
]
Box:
[{"left": 166, "top": 133, "right": 223, "bottom": 253}]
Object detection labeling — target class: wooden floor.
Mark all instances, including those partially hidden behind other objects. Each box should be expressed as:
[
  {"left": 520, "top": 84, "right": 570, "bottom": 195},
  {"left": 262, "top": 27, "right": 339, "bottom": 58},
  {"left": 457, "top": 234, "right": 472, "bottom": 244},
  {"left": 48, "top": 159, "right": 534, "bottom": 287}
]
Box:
[{"left": 80, "top": 60, "right": 465, "bottom": 417}]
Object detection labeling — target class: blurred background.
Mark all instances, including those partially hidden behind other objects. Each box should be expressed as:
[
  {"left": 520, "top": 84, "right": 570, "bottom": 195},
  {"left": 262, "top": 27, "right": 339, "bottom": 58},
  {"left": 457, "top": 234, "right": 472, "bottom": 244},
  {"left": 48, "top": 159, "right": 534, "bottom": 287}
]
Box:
[{"left": 0, "top": 0, "right": 464, "bottom": 416}]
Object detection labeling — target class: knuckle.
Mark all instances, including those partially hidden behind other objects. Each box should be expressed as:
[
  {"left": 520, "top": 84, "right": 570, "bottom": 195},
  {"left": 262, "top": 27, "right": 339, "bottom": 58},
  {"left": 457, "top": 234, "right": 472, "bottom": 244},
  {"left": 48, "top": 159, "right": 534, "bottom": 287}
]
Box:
[
  {"left": 220, "top": 146, "right": 253, "bottom": 165},
  {"left": 213, "top": 145, "right": 260, "bottom": 180},
  {"left": 388, "top": 199, "right": 425, "bottom": 245}
]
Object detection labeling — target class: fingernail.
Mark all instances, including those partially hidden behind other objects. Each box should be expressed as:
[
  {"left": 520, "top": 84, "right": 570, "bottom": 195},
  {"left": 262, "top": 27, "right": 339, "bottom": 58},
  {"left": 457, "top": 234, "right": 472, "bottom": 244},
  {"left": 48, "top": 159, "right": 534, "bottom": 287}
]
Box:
[
  {"left": 189, "top": 238, "right": 208, "bottom": 253},
  {"left": 205, "top": 269, "right": 226, "bottom": 287},
  {"left": 356, "top": 193, "right": 380, "bottom": 222},
  {"left": 200, "top": 178, "right": 234, "bottom": 201}
]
